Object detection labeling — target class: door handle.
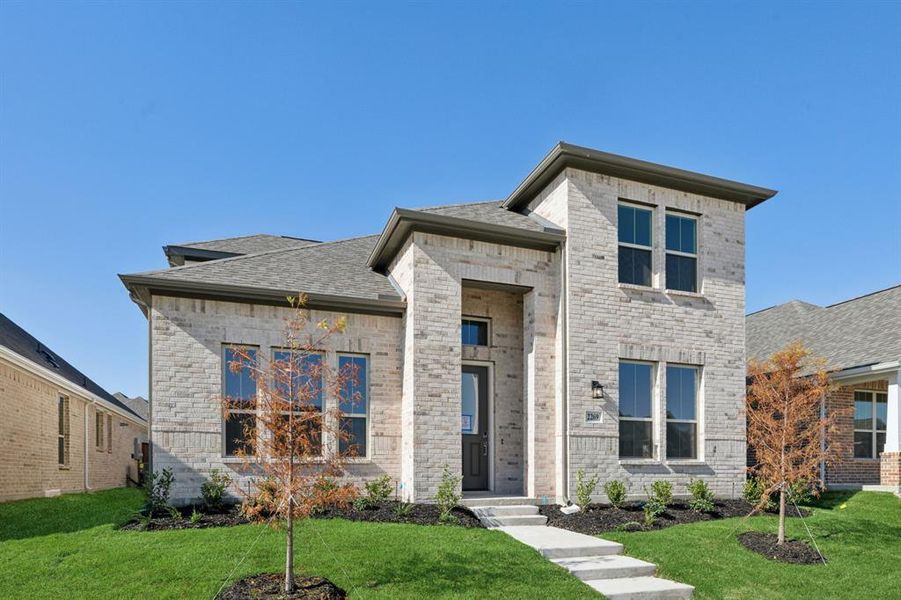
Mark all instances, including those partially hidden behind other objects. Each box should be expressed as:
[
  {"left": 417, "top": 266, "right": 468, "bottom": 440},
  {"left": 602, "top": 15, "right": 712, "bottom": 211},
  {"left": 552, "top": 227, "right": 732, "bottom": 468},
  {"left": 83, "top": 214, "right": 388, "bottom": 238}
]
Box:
[{"left": 481, "top": 441, "right": 488, "bottom": 456}]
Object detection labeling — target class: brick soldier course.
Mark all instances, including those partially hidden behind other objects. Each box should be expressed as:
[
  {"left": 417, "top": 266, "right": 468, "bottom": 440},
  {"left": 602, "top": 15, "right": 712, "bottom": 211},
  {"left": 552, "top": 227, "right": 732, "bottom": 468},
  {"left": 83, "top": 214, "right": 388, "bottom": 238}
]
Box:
[{"left": 122, "top": 142, "right": 780, "bottom": 505}]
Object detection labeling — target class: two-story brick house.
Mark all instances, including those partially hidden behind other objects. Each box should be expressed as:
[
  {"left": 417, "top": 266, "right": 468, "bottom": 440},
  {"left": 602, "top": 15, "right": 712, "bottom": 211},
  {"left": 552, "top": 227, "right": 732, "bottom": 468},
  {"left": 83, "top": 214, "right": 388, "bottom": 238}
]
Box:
[{"left": 121, "top": 142, "right": 777, "bottom": 505}]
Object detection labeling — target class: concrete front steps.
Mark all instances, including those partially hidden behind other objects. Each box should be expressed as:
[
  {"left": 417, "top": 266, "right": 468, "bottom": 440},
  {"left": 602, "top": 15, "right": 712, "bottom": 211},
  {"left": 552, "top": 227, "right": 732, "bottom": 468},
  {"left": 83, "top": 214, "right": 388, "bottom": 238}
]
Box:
[{"left": 478, "top": 508, "right": 692, "bottom": 599}]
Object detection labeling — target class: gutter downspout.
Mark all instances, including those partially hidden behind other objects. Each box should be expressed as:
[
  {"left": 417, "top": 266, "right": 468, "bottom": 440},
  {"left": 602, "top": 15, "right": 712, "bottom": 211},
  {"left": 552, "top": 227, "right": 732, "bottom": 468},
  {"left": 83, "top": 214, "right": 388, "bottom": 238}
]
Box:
[
  {"left": 83, "top": 405, "right": 90, "bottom": 490},
  {"left": 147, "top": 298, "right": 153, "bottom": 475},
  {"left": 561, "top": 238, "right": 571, "bottom": 504}
]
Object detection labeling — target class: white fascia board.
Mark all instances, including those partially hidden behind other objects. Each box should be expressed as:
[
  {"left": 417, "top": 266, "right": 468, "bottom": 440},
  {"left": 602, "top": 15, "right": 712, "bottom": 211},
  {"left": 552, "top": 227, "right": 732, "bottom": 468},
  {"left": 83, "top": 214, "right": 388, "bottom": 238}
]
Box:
[{"left": 831, "top": 361, "right": 901, "bottom": 384}]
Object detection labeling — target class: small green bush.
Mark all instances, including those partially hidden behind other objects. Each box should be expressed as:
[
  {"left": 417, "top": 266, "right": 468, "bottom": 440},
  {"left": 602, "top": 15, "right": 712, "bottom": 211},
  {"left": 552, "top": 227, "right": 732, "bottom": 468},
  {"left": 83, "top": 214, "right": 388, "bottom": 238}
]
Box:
[
  {"left": 353, "top": 496, "right": 374, "bottom": 511},
  {"left": 742, "top": 477, "right": 775, "bottom": 511},
  {"left": 687, "top": 479, "right": 715, "bottom": 513},
  {"left": 575, "top": 469, "right": 600, "bottom": 512},
  {"left": 364, "top": 475, "right": 393, "bottom": 503},
  {"left": 189, "top": 508, "right": 203, "bottom": 524},
  {"left": 786, "top": 479, "right": 818, "bottom": 505},
  {"left": 200, "top": 468, "right": 232, "bottom": 510},
  {"left": 649, "top": 480, "right": 673, "bottom": 507},
  {"left": 604, "top": 480, "right": 627, "bottom": 508},
  {"left": 436, "top": 465, "right": 462, "bottom": 523},
  {"left": 643, "top": 498, "right": 665, "bottom": 527},
  {"left": 144, "top": 468, "right": 174, "bottom": 515},
  {"left": 393, "top": 502, "right": 414, "bottom": 518}
]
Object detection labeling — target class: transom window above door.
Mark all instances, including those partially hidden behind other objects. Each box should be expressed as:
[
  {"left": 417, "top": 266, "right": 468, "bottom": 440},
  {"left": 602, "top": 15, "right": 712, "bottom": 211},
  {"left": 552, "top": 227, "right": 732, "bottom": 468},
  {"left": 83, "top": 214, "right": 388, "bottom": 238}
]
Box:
[{"left": 462, "top": 318, "right": 489, "bottom": 346}]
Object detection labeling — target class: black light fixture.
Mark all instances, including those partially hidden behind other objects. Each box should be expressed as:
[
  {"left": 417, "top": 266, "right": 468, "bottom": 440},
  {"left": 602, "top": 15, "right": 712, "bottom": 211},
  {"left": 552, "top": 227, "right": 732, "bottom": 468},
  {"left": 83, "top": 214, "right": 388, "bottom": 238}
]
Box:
[{"left": 591, "top": 380, "right": 604, "bottom": 399}]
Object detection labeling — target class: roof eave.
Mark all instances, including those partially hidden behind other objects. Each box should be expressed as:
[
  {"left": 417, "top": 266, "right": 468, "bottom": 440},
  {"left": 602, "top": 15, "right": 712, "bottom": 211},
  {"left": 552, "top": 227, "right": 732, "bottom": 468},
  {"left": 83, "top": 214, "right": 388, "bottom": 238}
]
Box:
[
  {"left": 503, "top": 142, "right": 778, "bottom": 211},
  {"left": 367, "top": 208, "right": 565, "bottom": 273},
  {"left": 119, "top": 274, "right": 406, "bottom": 317}
]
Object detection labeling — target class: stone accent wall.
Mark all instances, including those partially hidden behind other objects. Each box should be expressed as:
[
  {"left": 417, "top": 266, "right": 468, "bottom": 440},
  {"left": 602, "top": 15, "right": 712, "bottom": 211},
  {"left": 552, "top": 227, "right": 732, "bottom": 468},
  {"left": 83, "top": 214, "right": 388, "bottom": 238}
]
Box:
[
  {"left": 461, "top": 286, "right": 524, "bottom": 495},
  {"left": 0, "top": 356, "right": 146, "bottom": 502},
  {"left": 149, "top": 296, "right": 403, "bottom": 504},
  {"left": 825, "top": 379, "right": 887, "bottom": 486},
  {"left": 529, "top": 167, "right": 748, "bottom": 500}
]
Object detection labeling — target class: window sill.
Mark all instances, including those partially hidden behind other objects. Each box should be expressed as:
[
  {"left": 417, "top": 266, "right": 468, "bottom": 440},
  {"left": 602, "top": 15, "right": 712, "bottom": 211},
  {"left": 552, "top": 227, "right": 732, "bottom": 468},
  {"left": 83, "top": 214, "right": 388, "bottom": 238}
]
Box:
[
  {"left": 665, "top": 289, "right": 705, "bottom": 299},
  {"left": 58, "top": 466, "right": 70, "bottom": 471},
  {"left": 617, "top": 283, "right": 661, "bottom": 293},
  {"left": 618, "top": 459, "right": 661, "bottom": 466},
  {"left": 665, "top": 459, "right": 707, "bottom": 466}
]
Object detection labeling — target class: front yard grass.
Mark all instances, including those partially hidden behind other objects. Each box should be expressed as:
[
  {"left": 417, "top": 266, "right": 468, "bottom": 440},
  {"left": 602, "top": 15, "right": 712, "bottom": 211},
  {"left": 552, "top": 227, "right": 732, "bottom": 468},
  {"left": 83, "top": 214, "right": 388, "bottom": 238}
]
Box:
[
  {"left": 604, "top": 491, "right": 901, "bottom": 599},
  {"left": 0, "top": 488, "right": 595, "bottom": 599}
]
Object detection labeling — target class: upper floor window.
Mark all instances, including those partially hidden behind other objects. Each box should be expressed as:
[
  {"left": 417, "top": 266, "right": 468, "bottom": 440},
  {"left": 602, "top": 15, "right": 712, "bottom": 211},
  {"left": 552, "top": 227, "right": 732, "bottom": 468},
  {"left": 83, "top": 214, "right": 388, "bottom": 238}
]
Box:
[
  {"left": 854, "top": 390, "right": 887, "bottom": 459},
  {"left": 619, "top": 361, "right": 654, "bottom": 458},
  {"left": 273, "top": 350, "right": 323, "bottom": 456},
  {"left": 223, "top": 346, "right": 258, "bottom": 457},
  {"left": 666, "top": 365, "right": 699, "bottom": 459},
  {"left": 665, "top": 213, "right": 698, "bottom": 292},
  {"left": 462, "top": 318, "right": 489, "bottom": 346},
  {"left": 618, "top": 203, "right": 653, "bottom": 286},
  {"left": 339, "top": 354, "right": 369, "bottom": 458}
]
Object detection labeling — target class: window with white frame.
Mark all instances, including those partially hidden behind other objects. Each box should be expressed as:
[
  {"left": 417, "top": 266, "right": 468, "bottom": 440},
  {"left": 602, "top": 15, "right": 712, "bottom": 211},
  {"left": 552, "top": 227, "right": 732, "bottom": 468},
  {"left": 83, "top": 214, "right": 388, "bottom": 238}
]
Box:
[
  {"left": 273, "top": 349, "right": 323, "bottom": 456},
  {"left": 666, "top": 365, "right": 699, "bottom": 459},
  {"left": 619, "top": 361, "right": 654, "bottom": 458},
  {"left": 58, "top": 394, "right": 69, "bottom": 467},
  {"left": 665, "top": 212, "right": 698, "bottom": 292},
  {"left": 618, "top": 202, "right": 653, "bottom": 287},
  {"left": 223, "top": 345, "right": 258, "bottom": 456},
  {"left": 338, "top": 354, "right": 368, "bottom": 457},
  {"left": 854, "top": 390, "right": 887, "bottom": 459}
]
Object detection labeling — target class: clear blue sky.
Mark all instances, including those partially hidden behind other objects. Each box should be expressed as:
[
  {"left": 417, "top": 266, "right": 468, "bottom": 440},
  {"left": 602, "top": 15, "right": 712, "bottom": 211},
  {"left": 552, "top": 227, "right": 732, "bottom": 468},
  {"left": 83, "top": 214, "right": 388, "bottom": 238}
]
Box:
[{"left": 1, "top": 2, "right": 899, "bottom": 398}]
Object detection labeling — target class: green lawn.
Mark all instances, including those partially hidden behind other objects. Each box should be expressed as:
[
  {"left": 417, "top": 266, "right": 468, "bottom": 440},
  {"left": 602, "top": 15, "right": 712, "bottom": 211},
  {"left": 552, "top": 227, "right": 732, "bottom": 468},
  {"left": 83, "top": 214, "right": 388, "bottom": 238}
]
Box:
[
  {"left": 0, "top": 488, "right": 595, "bottom": 599},
  {"left": 604, "top": 491, "right": 901, "bottom": 599}
]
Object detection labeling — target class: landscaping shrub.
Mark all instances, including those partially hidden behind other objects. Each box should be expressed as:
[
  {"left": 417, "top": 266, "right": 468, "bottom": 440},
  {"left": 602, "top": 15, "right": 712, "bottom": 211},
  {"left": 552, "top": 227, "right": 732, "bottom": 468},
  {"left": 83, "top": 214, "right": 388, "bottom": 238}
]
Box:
[
  {"left": 643, "top": 497, "right": 665, "bottom": 527},
  {"left": 604, "top": 480, "right": 627, "bottom": 508},
  {"left": 687, "top": 479, "right": 715, "bottom": 513},
  {"left": 393, "top": 502, "right": 414, "bottom": 518},
  {"left": 241, "top": 477, "right": 280, "bottom": 520},
  {"left": 144, "top": 467, "right": 174, "bottom": 515},
  {"left": 200, "top": 468, "right": 232, "bottom": 510},
  {"left": 189, "top": 508, "right": 203, "bottom": 524},
  {"left": 364, "top": 475, "right": 393, "bottom": 503},
  {"left": 742, "top": 477, "right": 775, "bottom": 511},
  {"left": 649, "top": 480, "right": 673, "bottom": 507},
  {"left": 436, "top": 465, "right": 462, "bottom": 523},
  {"left": 575, "top": 469, "right": 600, "bottom": 512},
  {"left": 786, "top": 479, "right": 818, "bottom": 506}
]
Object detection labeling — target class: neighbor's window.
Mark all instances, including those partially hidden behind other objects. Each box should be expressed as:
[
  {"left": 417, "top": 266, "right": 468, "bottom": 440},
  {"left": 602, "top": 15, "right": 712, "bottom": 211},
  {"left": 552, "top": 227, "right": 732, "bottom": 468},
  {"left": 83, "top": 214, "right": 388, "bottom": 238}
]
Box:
[
  {"left": 854, "top": 390, "right": 887, "bottom": 459},
  {"left": 618, "top": 202, "right": 653, "bottom": 286},
  {"left": 58, "top": 395, "right": 70, "bottom": 467},
  {"left": 106, "top": 414, "right": 113, "bottom": 453},
  {"left": 666, "top": 365, "right": 699, "bottom": 459},
  {"left": 223, "top": 346, "right": 258, "bottom": 456},
  {"left": 462, "top": 318, "right": 489, "bottom": 346},
  {"left": 95, "top": 411, "right": 105, "bottom": 449},
  {"left": 619, "top": 361, "right": 654, "bottom": 458},
  {"left": 665, "top": 212, "right": 698, "bottom": 292},
  {"left": 338, "top": 354, "right": 368, "bottom": 457},
  {"left": 273, "top": 350, "right": 323, "bottom": 456}
]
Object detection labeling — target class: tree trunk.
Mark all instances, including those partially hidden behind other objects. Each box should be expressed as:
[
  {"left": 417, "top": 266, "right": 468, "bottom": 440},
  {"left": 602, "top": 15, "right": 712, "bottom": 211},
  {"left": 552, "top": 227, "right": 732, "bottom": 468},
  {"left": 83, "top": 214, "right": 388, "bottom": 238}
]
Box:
[
  {"left": 777, "top": 486, "right": 786, "bottom": 545},
  {"left": 285, "top": 450, "right": 295, "bottom": 594}
]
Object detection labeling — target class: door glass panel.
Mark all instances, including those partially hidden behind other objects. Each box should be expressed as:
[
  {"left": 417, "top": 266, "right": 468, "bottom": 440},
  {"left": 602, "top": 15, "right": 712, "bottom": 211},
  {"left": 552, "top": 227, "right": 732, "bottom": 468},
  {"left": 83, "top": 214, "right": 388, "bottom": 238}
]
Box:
[{"left": 461, "top": 372, "right": 479, "bottom": 434}]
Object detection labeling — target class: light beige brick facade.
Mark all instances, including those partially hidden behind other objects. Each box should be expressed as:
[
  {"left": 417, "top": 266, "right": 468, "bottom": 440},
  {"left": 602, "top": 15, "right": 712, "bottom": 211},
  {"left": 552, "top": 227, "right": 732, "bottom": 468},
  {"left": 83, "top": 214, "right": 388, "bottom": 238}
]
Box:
[{"left": 0, "top": 356, "right": 146, "bottom": 502}]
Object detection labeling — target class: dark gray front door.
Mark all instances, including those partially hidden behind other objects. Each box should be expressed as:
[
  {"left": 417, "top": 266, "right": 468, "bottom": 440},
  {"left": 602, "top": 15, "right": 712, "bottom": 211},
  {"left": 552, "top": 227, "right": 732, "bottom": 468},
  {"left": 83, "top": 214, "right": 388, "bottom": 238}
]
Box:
[{"left": 461, "top": 365, "right": 489, "bottom": 491}]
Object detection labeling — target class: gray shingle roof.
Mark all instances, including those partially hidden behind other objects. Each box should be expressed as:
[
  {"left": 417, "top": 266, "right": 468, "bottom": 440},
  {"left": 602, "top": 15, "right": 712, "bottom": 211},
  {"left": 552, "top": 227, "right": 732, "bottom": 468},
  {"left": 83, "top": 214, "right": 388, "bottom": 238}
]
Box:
[
  {"left": 746, "top": 286, "right": 901, "bottom": 373},
  {"left": 417, "top": 200, "right": 550, "bottom": 233},
  {"left": 176, "top": 234, "right": 320, "bottom": 255},
  {"left": 131, "top": 235, "right": 401, "bottom": 302},
  {"left": 0, "top": 313, "right": 145, "bottom": 421}
]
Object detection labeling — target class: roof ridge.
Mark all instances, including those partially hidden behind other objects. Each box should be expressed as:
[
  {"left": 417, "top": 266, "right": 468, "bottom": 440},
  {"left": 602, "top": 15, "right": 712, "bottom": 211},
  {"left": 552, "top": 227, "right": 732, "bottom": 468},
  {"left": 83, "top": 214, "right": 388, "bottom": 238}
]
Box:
[
  {"left": 824, "top": 284, "right": 901, "bottom": 309},
  {"left": 415, "top": 199, "right": 503, "bottom": 211},
  {"left": 126, "top": 234, "right": 381, "bottom": 278},
  {"left": 171, "top": 233, "right": 283, "bottom": 247},
  {"left": 746, "top": 299, "right": 820, "bottom": 317}
]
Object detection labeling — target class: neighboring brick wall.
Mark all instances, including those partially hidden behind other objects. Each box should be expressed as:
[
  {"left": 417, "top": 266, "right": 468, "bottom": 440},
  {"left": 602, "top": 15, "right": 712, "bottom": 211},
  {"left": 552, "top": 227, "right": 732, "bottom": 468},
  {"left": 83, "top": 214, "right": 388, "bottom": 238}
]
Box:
[
  {"left": 529, "top": 167, "right": 748, "bottom": 500},
  {"left": 461, "top": 287, "right": 524, "bottom": 495},
  {"left": 0, "top": 356, "right": 146, "bottom": 502},
  {"left": 825, "top": 379, "right": 887, "bottom": 486},
  {"left": 149, "top": 296, "right": 403, "bottom": 504},
  {"left": 880, "top": 452, "right": 901, "bottom": 488}
]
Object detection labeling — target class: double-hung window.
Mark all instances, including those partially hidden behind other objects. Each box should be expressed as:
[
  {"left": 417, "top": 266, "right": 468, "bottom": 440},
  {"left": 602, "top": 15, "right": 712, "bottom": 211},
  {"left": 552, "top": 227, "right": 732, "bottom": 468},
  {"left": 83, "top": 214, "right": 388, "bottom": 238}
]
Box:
[
  {"left": 666, "top": 365, "right": 699, "bottom": 459},
  {"left": 95, "top": 411, "right": 105, "bottom": 450},
  {"left": 854, "top": 390, "right": 887, "bottom": 458},
  {"left": 618, "top": 203, "right": 653, "bottom": 286},
  {"left": 665, "top": 212, "right": 698, "bottom": 292},
  {"left": 273, "top": 350, "right": 323, "bottom": 456},
  {"left": 58, "top": 395, "right": 69, "bottom": 467},
  {"left": 619, "top": 361, "right": 654, "bottom": 458},
  {"left": 223, "top": 346, "right": 258, "bottom": 456},
  {"left": 338, "top": 354, "right": 368, "bottom": 457}
]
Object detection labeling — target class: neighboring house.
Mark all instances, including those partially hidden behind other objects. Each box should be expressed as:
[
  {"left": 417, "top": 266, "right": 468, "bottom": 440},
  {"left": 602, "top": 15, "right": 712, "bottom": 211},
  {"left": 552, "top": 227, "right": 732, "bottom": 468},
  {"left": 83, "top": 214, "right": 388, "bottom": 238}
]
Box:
[
  {"left": 113, "top": 392, "right": 149, "bottom": 421},
  {"left": 121, "top": 142, "right": 777, "bottom": 505},
  {"left": 0, "top": 313, "right": 148, "bottom": 502},
  {"left": 746, "top": 285, "right": 901, "bottom": 494}
]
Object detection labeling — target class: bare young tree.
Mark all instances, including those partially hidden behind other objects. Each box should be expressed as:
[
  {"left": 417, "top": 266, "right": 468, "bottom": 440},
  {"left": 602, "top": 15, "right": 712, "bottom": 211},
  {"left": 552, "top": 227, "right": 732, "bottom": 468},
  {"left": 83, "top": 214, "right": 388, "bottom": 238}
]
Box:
[
  {"left": 746, "top": 342, "right": 843, "bottom": 544},
  {"left": 221, "top": 295, "right": 361, "bottom": 594}
]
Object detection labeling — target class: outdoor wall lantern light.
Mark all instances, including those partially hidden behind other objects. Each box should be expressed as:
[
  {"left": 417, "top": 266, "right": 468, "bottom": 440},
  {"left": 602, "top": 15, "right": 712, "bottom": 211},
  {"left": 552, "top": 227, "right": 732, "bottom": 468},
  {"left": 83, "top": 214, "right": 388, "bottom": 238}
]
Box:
[{"left": 591, "top": 380, "right": 604, "bottom": 399}]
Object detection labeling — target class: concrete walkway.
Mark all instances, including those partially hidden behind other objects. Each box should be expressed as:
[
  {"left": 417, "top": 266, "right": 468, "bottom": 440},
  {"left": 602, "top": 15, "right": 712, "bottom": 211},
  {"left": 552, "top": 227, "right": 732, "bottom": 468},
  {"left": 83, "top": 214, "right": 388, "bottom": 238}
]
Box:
[{"left": 471, "top": 504, "right": 693, "bottom": 599}]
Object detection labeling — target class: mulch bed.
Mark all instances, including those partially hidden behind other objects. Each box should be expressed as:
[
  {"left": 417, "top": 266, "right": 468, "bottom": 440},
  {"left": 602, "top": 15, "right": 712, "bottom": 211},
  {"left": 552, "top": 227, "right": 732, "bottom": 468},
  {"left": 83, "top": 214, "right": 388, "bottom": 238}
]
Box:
[
  {"left": 217, "top": 573, "right": 346, "bottom": 599},
  {"left": 539, "top": 500, "right": 810, "bottom": 535},
  {"left": 315, "top": 501, "right": 484, "bottom": 528},
  {"left": 737, "top": 531, "right": 824, "bottom": 564},
  {"left": 120, "top": 504, "right": 249, "bottom": 531}
]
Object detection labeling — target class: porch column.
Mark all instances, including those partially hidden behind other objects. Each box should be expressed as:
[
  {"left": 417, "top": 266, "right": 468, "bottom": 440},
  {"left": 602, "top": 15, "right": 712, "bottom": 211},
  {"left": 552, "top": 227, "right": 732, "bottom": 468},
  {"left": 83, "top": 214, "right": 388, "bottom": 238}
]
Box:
[
  {"left": 880, "top": 369, "right": 901, "bottom": 491},
  {"left": 523, "top": 288, "right": 558, "bottom": 501}
]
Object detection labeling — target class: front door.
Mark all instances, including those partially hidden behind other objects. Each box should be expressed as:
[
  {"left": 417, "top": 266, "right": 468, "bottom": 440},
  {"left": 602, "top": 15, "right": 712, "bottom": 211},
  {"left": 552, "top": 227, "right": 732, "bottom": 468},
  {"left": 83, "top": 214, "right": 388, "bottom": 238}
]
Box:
[{"left": 461, "top": 365, "right": 489, "bottom": 490}]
